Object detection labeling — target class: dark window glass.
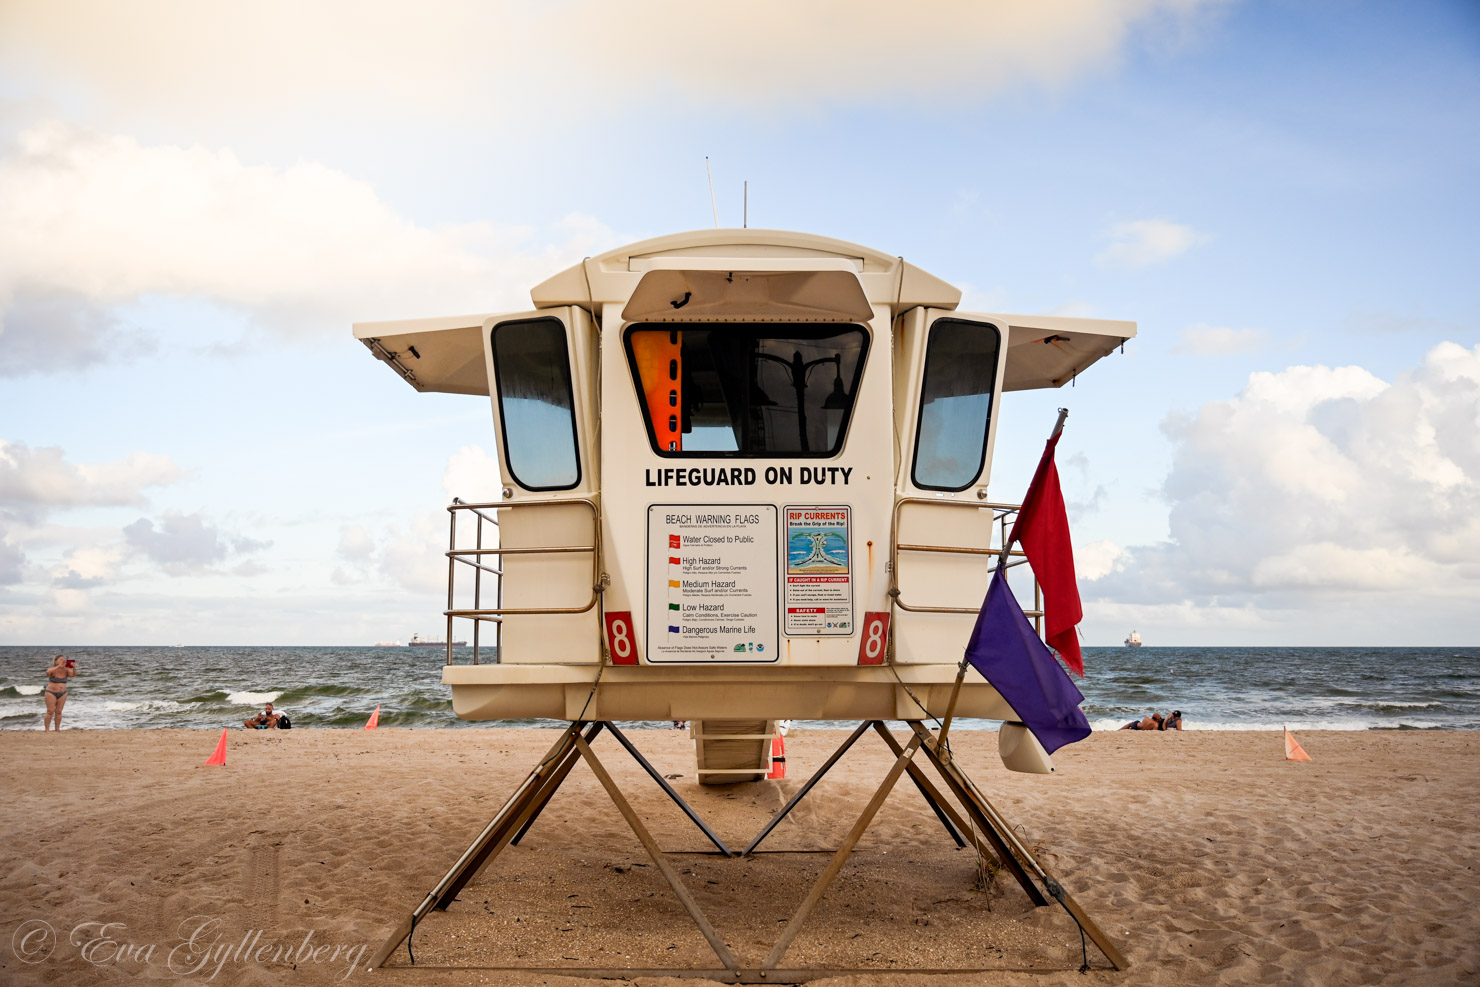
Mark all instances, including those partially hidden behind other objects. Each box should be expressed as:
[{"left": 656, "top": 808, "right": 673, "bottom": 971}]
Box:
[
  {"left": 624, "top": 324, "right": 868, "bottom": 457},
  {"left": 491, "top": 318, "right": 580, "bottom": 490},
  {"left": 912, "top": 319, "right": 1001, "bottom": 491}
]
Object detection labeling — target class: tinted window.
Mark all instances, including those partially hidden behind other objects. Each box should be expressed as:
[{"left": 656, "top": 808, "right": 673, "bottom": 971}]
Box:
[
  {"left": 912, "top": 319, "right": 1000, "bottom": 491},
  {"left": 625, "top": 324, "right": 868, "bottom": 457},
  {"left": 491, "top": 318, "right": 580, "bottom": 490}
]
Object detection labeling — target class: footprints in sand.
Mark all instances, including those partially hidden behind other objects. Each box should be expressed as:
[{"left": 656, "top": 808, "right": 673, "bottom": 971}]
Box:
[{"left": 244, "top": 833, "right": 283, "bottom": 921}]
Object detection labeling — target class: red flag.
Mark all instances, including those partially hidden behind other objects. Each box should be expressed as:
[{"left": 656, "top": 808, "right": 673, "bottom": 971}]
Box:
[{"left": 1008, "top": 430, "right": 1084, "bottom": 676}]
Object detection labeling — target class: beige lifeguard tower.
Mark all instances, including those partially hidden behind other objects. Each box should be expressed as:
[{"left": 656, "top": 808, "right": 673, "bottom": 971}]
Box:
[{"left": 357, "top": 229, "right": 1134, "bottom": 978}]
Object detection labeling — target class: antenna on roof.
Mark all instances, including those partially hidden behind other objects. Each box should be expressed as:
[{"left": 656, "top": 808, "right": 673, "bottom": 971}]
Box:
[
  {"left": 744, "top": 181, "right": 748, "bottom": 228},
  {"left": 705, "top": 157, "right": 719, "bottom": 228}
]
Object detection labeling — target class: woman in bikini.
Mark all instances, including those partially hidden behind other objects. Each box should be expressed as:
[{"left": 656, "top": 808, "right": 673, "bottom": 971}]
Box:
[{"left": 44, "top": 654, "right": 76, "bottom": 731}]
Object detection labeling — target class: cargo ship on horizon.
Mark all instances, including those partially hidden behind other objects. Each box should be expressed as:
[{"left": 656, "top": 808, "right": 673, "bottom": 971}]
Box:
[{"left": 408, "top": 633, "right": 466, "bottom": 647}]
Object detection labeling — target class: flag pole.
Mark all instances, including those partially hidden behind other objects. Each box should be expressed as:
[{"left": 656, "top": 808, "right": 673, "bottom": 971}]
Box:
[{"left": 934, "top": 408, "right": 1069, "bottom": 756}]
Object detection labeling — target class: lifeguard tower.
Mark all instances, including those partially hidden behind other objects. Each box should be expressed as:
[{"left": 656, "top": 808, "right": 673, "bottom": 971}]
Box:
[{"left": 357, "top": 229, "right": 1135, "bottom": 978}]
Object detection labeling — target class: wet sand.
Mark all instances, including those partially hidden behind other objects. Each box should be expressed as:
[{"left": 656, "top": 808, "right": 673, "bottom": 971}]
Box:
[{"left": 1, "top": 727, "right": 1476, "bottom": 985}]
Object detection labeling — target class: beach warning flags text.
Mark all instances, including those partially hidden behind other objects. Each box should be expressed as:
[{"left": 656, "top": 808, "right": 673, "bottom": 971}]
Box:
[
  {"left": 1284, "top": 727, "right": 1312, "bottom": 761},
  {"left": 203, "top": 728, "right": 228, "bottom": 766},
  {"left": 1008, "top": 428, "right": 1084, "bottom": 676},
  {"left": 364, "top": 706, "right": 380, "bottom": 730}
]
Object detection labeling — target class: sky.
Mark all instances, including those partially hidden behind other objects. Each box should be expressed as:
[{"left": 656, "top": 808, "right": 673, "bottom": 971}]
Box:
[{"left": 0, "top": 0, "right": 1477, "bottom": 646}]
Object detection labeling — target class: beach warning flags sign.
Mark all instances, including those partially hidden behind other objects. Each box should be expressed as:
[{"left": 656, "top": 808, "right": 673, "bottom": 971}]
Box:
[
  {"left": 203, "top": 728, "right": 228, "bottom": 766},
  {"left": 1284, "top": 727, "right": 1312, "bottom": 761},
  {"left": 364, "top": 706, "right": 381, "bottom": 730}
]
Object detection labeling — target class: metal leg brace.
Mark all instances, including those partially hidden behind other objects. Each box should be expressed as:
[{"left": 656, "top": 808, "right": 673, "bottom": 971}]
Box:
[{"left": 368, "top": 718, "right": 1129, "bottom": 977}]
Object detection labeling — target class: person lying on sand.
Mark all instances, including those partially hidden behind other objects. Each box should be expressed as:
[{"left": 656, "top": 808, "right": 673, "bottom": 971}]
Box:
[
  {"left": 1120, "top": 713, "right": 1165, "bottom": 731},
  {"left": 243, "top": 703, "right": 280, "bottom": 729}
]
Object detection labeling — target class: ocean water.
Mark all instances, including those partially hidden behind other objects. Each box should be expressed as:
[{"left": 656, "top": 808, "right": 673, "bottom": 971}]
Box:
[{"left": 0, "top": 645, "right": 1475, "bottom": 732}]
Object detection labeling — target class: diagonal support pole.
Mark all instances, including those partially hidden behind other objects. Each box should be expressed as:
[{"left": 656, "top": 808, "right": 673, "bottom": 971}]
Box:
[
  {"left": 910, "top": 721, "right": 1047, "bottom": 905},
  {"left": 443, "top": 722, "right": 602, "bottom": 903},
  {"left": 574, "top": 734, "right": 740, "bottom": 971},
  {"left": 368, "top": 721, "right": 591, "bottom": 969},
  {"left": 909, "top": 721, "right": 1129, "bottom": 970},
  {"left": 602, "top": 721, "right": 734, "bottom": 856},
  {"left": 512, "top": 722, "right": 606, "bottom": 846},
  {"left": 870, "top": 721, "right": 970, "bottom": 849},
  {"left": 761, "top": 733, "right": 923, "bottom": 970},
  {"left": 371, "top": 718, "right": 1127, "bottom": 977},
  {"left": 742, "top": 719, "right": 872, "bottom": 856}
]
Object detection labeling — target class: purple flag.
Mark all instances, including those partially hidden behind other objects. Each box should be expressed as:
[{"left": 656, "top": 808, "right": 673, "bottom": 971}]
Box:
[{"left": 964, "top": 566, "right": 1091, "bottom": 754}]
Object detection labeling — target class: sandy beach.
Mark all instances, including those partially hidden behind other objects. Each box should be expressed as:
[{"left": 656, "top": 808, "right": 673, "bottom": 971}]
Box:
[{"left": 2, "top": 727, "right": 1476, "bottom": 986}]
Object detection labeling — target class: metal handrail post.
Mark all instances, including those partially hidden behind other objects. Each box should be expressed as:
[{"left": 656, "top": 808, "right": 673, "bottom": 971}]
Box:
[
  {"left": 889, "top": 496, "right": 1042, "bottom": 615},
  {"left": 937, "top": 408, "right": 1067, "bottom": 749},
  {"left": 472, "top": 512, "right": 483, "bottom": 665},
  {"left": 437, "top": 497, "right": 599, "bottom": 662},
  {"left": 445, "top": 503, "right": 458, "bottom": 666}
]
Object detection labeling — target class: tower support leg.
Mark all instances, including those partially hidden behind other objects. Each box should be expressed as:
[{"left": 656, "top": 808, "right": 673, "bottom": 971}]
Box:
[
  {"left": 367, "top": 721, "right": 592, "bottom": 969},
  {"left": 908, "top": 721, "right": 1129, "bottom": 971}
]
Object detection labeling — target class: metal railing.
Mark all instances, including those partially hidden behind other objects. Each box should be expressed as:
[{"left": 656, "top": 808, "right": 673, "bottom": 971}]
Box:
[
  {"left": 439, "top": 493, "right": 1039, "bottom": 664},
  {"left": 443, "top": 497, "right": 603, "bottom": 665},
  {"left": 888, "top": 497, "right": 1043, "bottom": 635}
]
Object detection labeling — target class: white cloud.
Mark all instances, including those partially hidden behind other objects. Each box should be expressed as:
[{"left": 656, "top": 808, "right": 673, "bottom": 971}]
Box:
[
  {"left": 1173, "top": 324, "right": 1271, "bottom": 356},
  {"left": 0, "top": 124, "right": 619, "bottom": 355},
  {"left": 1, "top": 1, "right": 1226, "bottom": 123},
  {"left": 442, "top": 445, "right": 503, "bottom": 503},
  {"left": 0, "top": 539, "right": 24, "bottom": 585},
  {"left": 1095, "top": 219, "right": 1208, "bottom": 268},
  {"left": 122, "top": 510, "right": 269, "bottom": 576},
  {"left": 0, "top": 440, "right": 182, "bottom": 522},
  {"left": 337, "top": 525, "right": 376, "bottom": 563},
  {"left": 0, "top": 288, "right": 156, "bottom": 376},
  {"left": 1093, "top": 342, "right": 1480, "bottom": 609},
  {"left": 51, "top": 587, "right": 89, "bottom": 613},
  {"left": 330, "top": 447, "right": 502, "bottom": 594},
  {"left": 1346, "top": 311, "right": 1448, "bottom": 336},
  {"left": 1047, "top": 300, "right": 1100, "bottom": 318},
  {"left": 51, "top": 544, "right": 125, "bottom": 588},
  {"left": 1077, "top": 539, "right": 1126, "bottom": 581},
  {"left": 375, "top": 514, "right": 448, "bottom": 596},
  {"left": 1059, "top": 451, "right": 1111, "bottom": 517}
]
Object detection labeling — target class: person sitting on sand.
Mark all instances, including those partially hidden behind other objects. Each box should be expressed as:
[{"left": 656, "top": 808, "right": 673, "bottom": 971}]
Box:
[
  {"left": 44, "top": 654, "right": 76, "bottom": 731},
  {"left": 1164, "top": 710, "right": 1183, "bottom": 730},
  {"left": 244, "top": 703, "right": 280, "bottom": 729}
]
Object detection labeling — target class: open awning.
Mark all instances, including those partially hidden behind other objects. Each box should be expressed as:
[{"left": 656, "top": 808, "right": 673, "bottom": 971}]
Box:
[
  {"left": 621, "top": 262, "right": 874, "bottom": 323},
  {"left": 352, "top": 314, "right": 491, "bottom": 395},
  {"left": 988, "top": 313, "right": 1137, "bottom": 391}
]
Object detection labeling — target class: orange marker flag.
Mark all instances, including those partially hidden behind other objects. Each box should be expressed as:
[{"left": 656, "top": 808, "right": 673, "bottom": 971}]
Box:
[
  {"left": 364, "top": 706, "right": 380, "bottom": 730},
  {"left": 1284, "top": 727, "right": 1312, "bottom": 762},
  {"left": 203, "top": 728, "right": 228, "bottom": 766}
]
